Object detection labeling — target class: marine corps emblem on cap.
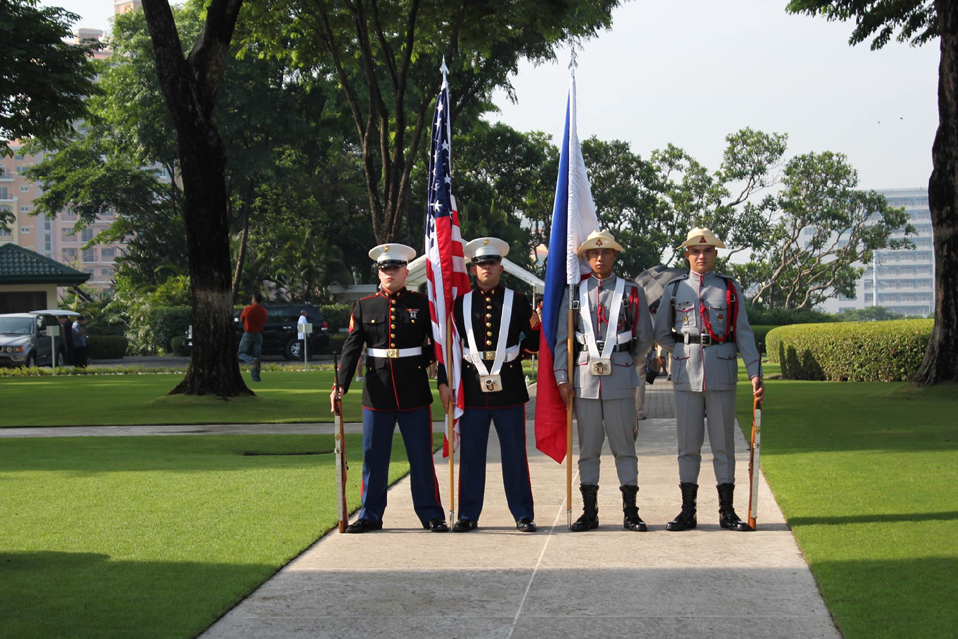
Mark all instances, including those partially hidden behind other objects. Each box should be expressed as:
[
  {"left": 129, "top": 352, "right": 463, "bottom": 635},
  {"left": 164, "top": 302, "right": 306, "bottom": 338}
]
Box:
[
  {"left": 368, "top": 243, "right": 416, "bottom": 268},
  {"left": 466, "top": 237, "right": 510, "bottom": 264},
  {"left": 576, "top": 229, "right": 625, "bottom": 256},
  {"left": 679, "top": 227, "right": 726, "bottom": 249}
]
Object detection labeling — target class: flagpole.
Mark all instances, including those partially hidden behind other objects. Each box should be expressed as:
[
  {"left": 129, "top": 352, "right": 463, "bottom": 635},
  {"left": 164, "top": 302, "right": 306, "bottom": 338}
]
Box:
[
  {"left": 566, "top": 289, "right": 574, "bottom": 529},
  {"left": 446, "top": 313, "right": 456, "bottom": 524}
]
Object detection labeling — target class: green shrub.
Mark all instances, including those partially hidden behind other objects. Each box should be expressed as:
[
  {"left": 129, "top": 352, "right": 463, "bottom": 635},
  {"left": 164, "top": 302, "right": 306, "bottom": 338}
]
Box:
[
  {"left": 745, "top": 305, "right": 836, "bottom": 326},
  {"left": 169, "top": 335, "right": 190, "bottom": 357},
  {"left": 88, "top": 335, "right": 129, "bottom": 360},
  {"left": 145, "top": 306, "right": 192, "bottom": 354},
  {"left": 320, "top": 333, "right": 348, "bottom": 355},
  {"left": 750, "top": 325, "right": 776, "bottom": 355},
  {"left": 766, "top": 320, "right": 933, "bottom": 381},
  {"left": 320, "top": 304, "right": 352, "bottom": 332}
]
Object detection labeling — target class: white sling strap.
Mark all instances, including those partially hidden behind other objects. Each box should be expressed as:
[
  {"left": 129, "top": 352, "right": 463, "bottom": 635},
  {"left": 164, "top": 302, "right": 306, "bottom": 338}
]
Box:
[
  {"left": 463, "top": 288, "right": 514, "bottom": 377},
  {"left": 578, "top": 276, "right": 625, "bottom": 361}
]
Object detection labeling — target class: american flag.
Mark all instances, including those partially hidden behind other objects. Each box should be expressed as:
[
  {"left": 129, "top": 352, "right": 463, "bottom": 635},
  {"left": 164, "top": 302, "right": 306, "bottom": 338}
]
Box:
[{"left": 425, "top": 65, "right": 469, "bottom": 456}]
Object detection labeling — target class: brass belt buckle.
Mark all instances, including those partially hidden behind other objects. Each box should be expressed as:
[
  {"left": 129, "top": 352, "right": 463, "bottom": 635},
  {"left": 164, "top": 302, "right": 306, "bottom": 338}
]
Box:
[
  {"left": 386, "top": 348, "right": 399, "bottom": 358},
  {"left": 483, "top": 351, "right": 496, "bottom": 361}
]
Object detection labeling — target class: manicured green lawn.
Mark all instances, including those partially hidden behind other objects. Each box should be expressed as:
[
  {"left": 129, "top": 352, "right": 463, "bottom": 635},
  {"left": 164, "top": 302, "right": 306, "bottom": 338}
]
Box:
[
  {"left": 0, "top": 371, "right": 442, "bottom": 427},
  {"left": 0, "top": 433, "right": 444, "bottom": 639},
  {"left": 736, "top": 373, "right": 958, "bottom": 639}
]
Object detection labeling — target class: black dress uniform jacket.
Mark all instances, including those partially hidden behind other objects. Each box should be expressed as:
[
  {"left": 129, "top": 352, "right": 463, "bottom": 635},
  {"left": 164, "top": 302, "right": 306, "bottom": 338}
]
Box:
[
  {"left": 337, "top": 288, "right": 436, "bottom": 411},
  {"left": 439, "top": 285, "right": 540, "bottom": 408}
]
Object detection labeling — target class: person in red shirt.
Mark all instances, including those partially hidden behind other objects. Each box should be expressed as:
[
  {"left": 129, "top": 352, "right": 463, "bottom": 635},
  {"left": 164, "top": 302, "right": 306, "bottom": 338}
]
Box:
[{"left": 238, "top": 293, "right": 268, "bottom": 381}]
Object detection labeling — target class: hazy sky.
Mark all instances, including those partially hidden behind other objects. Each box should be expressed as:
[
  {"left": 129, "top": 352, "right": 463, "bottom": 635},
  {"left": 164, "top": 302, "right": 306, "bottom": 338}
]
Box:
[{"left": 50, "top": 0, "right": 940, "bottom": 190}]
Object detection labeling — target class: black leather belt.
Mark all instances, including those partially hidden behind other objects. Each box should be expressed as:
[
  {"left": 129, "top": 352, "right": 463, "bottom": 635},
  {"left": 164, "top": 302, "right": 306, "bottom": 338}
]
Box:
[
  {"left": 673, "top": 332, "right": 729, "bottom": 347},
  {"left": 594, "top": 341, "right": 631, "bottom": 353}
]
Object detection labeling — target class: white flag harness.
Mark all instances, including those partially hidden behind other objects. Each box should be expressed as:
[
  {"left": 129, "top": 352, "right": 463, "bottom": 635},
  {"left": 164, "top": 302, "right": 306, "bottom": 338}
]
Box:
[
  {"left": 578, "top": 277, "right": 626, "bottom": 376},
  {"left": 463, "top": 289, "right": 515, "bottom": 392}
]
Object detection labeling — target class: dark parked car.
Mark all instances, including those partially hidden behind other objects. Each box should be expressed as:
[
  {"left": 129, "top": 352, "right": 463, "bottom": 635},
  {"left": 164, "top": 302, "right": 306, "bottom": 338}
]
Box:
[
  {"left": 233, "top": 304, "right": 330, "bottom": 360},
  {"left": 0, "top": 313, "right": 66, "bottom": 368}
]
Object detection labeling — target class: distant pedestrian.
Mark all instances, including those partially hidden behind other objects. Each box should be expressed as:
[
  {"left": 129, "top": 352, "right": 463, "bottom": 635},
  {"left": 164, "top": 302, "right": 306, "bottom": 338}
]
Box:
[
  {"left": 59, "top": 316, "right": 74, "bottom": 366},
  {"left": 238, "top": 293, "right": 268, "bottom": 382},
  {"left": 297, "top": 309, "right": 309, "bottom": 359},
  {"left": 72, "top": 315, "right": 88, "bottom": 368}
]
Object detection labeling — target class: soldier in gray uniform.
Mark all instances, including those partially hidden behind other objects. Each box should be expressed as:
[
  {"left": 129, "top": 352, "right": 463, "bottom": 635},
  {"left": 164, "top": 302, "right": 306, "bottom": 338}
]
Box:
[
  {"left": 555, "top": 230, "right": 654, "bottom": 532},
  {"left": 653, "top": 227, "right": 765, "bottom": 532}
]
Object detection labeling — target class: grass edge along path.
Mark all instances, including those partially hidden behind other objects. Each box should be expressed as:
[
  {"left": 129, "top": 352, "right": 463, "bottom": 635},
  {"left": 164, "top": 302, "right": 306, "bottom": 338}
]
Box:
[
  {"left": 0, "top": 432, "right": 444, "bottom": 639},
  {"left": 735, "top": 374, "right": 958, "bottom": 639}
]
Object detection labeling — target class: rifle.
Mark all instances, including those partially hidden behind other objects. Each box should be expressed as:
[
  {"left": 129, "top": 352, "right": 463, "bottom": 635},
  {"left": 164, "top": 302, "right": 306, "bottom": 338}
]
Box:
[
  {"left": 747, "top": 393, "right": 762, "bottom": 531},
  {"left": 333, "top": 352, "right": 348, "bottom": 533}
]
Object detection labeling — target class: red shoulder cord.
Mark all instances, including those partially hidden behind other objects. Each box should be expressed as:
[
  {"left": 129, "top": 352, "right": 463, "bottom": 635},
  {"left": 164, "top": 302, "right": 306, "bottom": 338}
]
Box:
[
  {"left": 630, "top": 287, "right": 639, "bottom": 336},
  {"left": 700, "top": 279, "right": 737, "bottom": 343}
]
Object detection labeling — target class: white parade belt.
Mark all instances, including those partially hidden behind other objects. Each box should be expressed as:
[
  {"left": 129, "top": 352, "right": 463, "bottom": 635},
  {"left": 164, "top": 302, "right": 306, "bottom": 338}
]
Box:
[
  {"left": 578, "top": 277, "right": 626, "bottom": 376},
  {"left": 463, "top": 344, "right": 521, "bottom": 363},
  {"left": 463, "top": 289, "right": 514, "bottom": 392},
  {"left": 368, "top": 346, "right": 422, "bottom": 359},
  {"left": 575, "top": 331, "right": 631, "bottom": 347}
]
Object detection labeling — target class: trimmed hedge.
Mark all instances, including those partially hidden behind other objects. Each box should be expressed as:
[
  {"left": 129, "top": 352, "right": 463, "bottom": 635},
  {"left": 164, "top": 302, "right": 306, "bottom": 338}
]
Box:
[
  {"left": 320, "top": 304, "right": 352, "bottom": 332},
  {"left": 320, "top": 333, "right": 348, "bottom": 355},
  {"left": 750, "top": 325, "right": 776, "bottom": 355},
  {"left": 169, "top": 335, "right": 190, "bottom": 357},
  {"left": 144, "top": 306, "right": 192, "bottom": 354},
  {"left": 88, "top": 335, "right": 129, "bottom": 360},
  {"left": 766, "top": 320, "right": 933, "bottom": 382}
]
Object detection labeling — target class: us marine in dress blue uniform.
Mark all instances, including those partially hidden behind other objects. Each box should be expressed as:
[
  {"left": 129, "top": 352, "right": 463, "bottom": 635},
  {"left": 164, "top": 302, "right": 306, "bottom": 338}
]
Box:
[
  {"left": 331, "top": 243, "right": 448, "bottom": 533},
  {"left": 438, "top": 238, "right": 540, "bottom": 533},
  {"left": 653, "top": 227, "right": 765, "bottom": 532}
]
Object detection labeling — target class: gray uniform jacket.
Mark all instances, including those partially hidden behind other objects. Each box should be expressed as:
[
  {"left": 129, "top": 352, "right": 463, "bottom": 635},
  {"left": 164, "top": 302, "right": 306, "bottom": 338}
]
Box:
[
  {"left": 554, "top": 274, "right": 654, "bottom": 400},
  {"left": 653, "top": 270, "right": 760, "bottom": 392}
]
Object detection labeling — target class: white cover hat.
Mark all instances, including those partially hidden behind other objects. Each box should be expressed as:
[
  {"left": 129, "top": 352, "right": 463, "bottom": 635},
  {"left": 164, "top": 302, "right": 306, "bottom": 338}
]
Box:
[
  {"left": 465, "top": 237, "right": 510, "bottom": 263},
  {"left": 368, "top": 243, "right": 416, "bottom": 267}
]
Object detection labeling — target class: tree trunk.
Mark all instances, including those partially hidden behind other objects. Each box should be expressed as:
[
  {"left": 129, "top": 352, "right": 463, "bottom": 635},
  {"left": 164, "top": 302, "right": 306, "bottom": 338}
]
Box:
[
  {"left": 916, "top": 0, "right": 958, "bottom": 386},
  {"left": 141, "top": 0, "right": 250, "bottom": 397},
  {"left": 169, "top": 118, "right": 250, "bottom": 396}
]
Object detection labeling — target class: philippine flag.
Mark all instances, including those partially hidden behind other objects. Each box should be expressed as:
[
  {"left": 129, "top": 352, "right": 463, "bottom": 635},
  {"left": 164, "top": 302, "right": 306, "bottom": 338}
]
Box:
[{"left": 534, "top": 70, "right": 599, "bottom": 463}]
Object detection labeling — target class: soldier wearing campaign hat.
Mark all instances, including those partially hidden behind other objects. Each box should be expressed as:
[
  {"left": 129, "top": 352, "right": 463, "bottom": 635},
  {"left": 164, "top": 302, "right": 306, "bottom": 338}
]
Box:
[
  {"left": 554, "top": 229, "right": 655, "bottom": 532},
  {"left": 438, "top": 237, "right": 540, "bottom": 533},
  {"left": 653, "top": 227, "right": 765, "bottom": 532},
  {"left": 331, "top": 243, "right": 449, "bottom": 533}
]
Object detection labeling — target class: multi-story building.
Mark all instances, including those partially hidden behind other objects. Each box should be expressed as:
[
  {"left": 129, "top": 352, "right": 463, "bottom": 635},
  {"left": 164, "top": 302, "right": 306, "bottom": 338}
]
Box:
[
  {"left": 816, "top": 187, "right": 935, "bottom": 317},
  {"left": 0, "top": 146, "right": 123, "bottom": 291}
]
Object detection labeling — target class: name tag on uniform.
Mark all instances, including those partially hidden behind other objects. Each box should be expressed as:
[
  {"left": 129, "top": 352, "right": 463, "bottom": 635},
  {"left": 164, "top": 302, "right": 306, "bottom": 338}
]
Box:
[
  {"left": 479, "top": 374, "right": 503, "bottom": 393},
  {"left": 589, "top": 358, "right": 612, "bottom": 376}
]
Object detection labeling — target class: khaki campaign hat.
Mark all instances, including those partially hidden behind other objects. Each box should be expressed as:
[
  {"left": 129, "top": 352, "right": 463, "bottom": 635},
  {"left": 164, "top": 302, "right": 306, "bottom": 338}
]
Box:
[
  {"left": 679, "top": 227, "right": 727, "bottom": 249},
  {"left": 465, "top": 237, "right": 510, "bottom": 264},
  {"left": 576, "top": 229, "right": 626, "bottom": 257},
  {"left": 368, "top": 243, "right": 416, "bottom": 269}
]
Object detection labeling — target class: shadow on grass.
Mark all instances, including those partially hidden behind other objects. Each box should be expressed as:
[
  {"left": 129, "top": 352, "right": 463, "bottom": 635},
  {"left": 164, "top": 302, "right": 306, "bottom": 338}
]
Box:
[
  {"left": 0, "top": 551, "right": 276, "bottom": 639},
  {"left": 788, "top": 511, "right": 958, "bottom": 527}
]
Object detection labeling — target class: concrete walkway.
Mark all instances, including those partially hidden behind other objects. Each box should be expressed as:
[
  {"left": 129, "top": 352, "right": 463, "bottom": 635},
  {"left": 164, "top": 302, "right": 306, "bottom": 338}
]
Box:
[{"left": 201, "top": 380, "right": 839, "bottom": 639}]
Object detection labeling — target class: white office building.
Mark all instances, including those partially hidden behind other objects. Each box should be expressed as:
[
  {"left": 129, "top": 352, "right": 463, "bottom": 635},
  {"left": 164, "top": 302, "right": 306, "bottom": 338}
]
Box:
[{"left": 816, "top": 187, "right": 935, "bottom": 317}]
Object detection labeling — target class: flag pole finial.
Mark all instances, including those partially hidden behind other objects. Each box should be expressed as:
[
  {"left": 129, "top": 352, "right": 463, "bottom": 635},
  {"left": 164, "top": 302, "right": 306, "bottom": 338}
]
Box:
[
  {"left": 569, "top": 47, "right": 577, "bottom": 73},
  {"left": 440, "top": 56, "right": 449, "bottom": 76}
]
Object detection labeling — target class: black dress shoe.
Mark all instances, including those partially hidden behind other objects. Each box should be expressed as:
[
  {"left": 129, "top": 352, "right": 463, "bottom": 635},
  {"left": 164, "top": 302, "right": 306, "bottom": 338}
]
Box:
[
  {"left": 516, "top": 518, "right": 537, "bottom": 533},
  {"left": 345, "top": 519, "right": 382, "bottom": 534},
  {"left": 428, "top": 518, "right": 449, "bottom": 532},
  {"left": 453, "top": 518, "right": 478, "bottom": 533}
]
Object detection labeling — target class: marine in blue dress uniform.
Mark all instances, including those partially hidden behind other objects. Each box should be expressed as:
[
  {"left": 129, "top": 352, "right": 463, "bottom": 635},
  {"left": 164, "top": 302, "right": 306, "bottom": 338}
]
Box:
[
  {"left": 437, "top": 238, "right": 540, "bottom": 533},
  {"left": 331, "top": 243, "right": 448, "bottom": 533}
]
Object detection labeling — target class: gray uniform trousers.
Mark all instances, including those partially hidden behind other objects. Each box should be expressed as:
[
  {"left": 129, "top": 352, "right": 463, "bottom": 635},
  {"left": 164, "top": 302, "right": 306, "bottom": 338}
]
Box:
[
  {"left": 576, "top": 397, "right": 639, "bottom": 486},
  {"left": 652, "top": 270, "right": 761, "bottom": 487},
  {"left": 674, "top": 389, "right": 737, "bottom": 484}
]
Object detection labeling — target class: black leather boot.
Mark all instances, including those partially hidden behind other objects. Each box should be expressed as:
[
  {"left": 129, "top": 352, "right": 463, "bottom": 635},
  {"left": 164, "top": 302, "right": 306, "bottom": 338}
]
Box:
[
  {"left": 666, "top": 482, "right": 698, "bottom": 531},
  {"left": 570, "top": 484, "right": 599, "bottom": 532},
  {"left": 620, "top": 485, "right": 647, "bottom": 532},
  {"left": 717, "top": 483, "right": 750, "bottom": 531}
]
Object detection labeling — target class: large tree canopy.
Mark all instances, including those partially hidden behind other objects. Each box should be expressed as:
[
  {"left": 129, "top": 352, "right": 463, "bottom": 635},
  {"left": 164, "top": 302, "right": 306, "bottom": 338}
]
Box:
[
  {"left": 0, "top": 0, "right": 98, "bottom": 155},
  {"left": 787, "top": 0, "right": 956, "bottom": 385}
]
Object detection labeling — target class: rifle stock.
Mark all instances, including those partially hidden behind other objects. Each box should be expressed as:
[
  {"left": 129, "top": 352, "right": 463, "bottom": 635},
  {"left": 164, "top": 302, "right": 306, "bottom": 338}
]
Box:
[
  {"left": 747, "top": 396, "right": 762, "bottom": 531},
  {"left": 333, "top": 352, "right": 348, "bottom": 533}
]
